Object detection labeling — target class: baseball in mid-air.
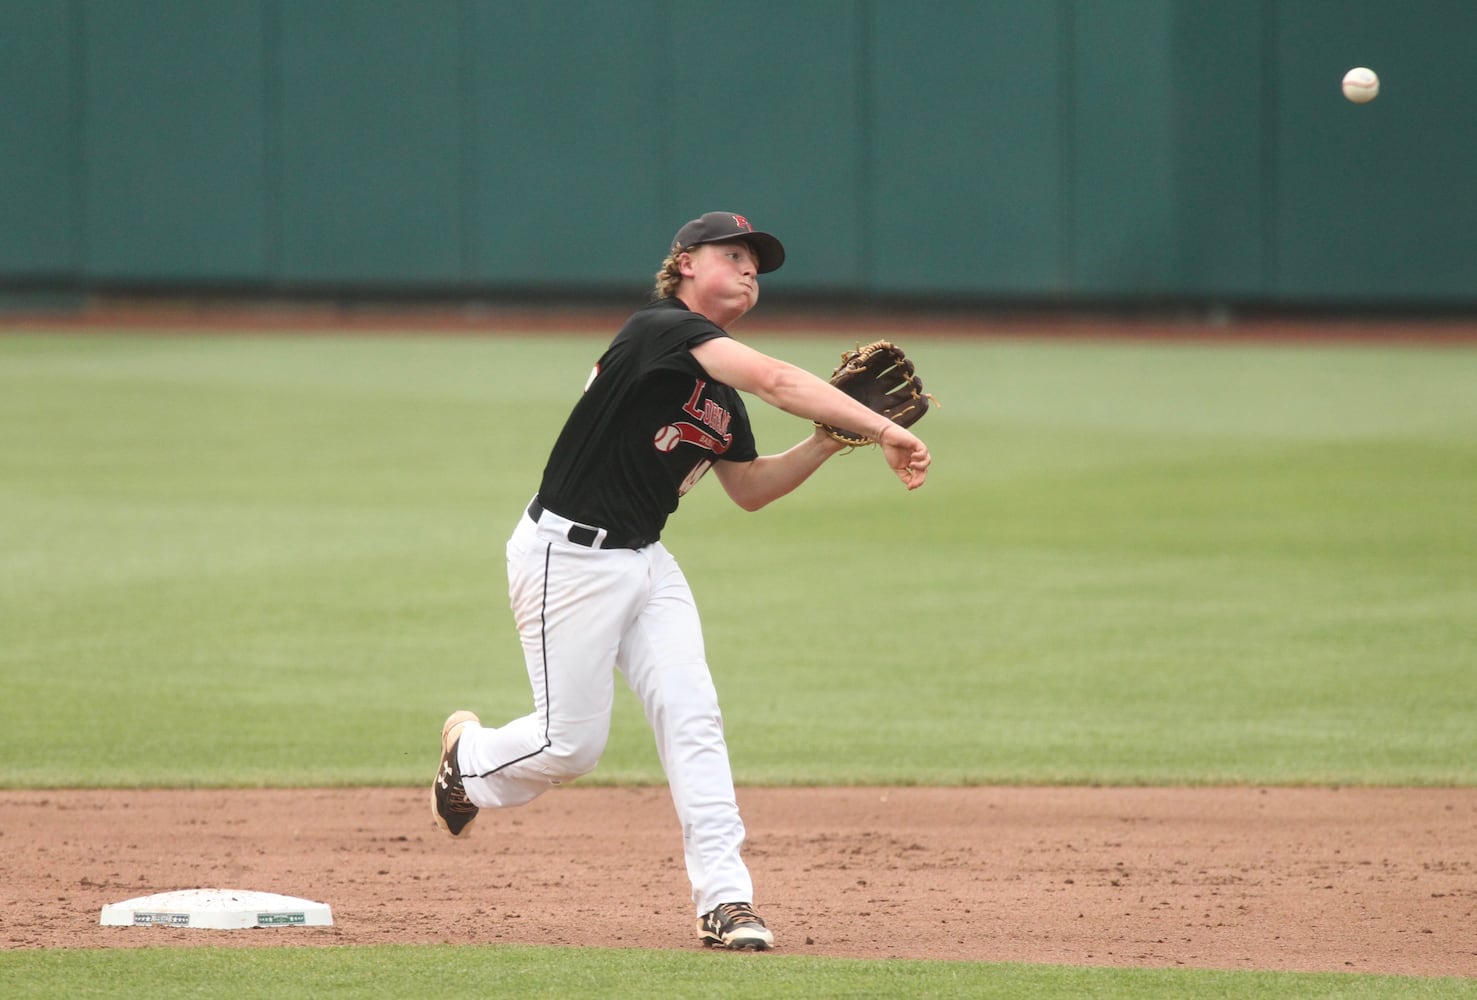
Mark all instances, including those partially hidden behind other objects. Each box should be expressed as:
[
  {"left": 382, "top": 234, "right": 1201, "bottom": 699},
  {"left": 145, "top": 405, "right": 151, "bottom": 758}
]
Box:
[{"left": 1342, "top": 67, "right": 1379, "bottom": 104}]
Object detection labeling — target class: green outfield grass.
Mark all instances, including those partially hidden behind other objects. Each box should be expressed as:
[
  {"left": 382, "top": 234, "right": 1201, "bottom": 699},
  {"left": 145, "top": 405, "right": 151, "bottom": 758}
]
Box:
[
  {"left": 1, "top": 943, "right": 1473, "bottom": 1000},
  {"left": 2, "top": 330, "right": 1474, "bottom": 788},
  {"left": 3, "top": 327, "right": 1475, "bottom": 997}
]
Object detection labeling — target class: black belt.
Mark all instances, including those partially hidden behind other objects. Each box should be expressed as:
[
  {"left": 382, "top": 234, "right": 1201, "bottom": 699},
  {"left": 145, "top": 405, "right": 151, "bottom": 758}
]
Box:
[{"left": 526, "top": 498, "right": 650, "bottom": 550}]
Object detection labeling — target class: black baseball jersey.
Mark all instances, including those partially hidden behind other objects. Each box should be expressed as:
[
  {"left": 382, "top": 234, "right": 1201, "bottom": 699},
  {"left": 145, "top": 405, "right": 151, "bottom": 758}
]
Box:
[{"left": 536, "top": 297, "right": 759, "bottom": 546}]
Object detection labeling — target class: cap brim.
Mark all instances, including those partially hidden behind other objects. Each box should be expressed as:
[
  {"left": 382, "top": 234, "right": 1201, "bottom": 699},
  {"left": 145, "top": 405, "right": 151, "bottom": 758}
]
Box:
[
  {"left": 679, "top": 223, "right": 786, "bottom": 274},
  {"left": 740, "top": 233, "right": 785, "bottom": 274}
]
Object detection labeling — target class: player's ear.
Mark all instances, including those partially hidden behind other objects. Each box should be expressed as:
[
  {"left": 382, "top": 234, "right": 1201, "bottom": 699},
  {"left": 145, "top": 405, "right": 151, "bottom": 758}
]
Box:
[{"left": 676, "top": 249, "right": 698, "bottom": 278}]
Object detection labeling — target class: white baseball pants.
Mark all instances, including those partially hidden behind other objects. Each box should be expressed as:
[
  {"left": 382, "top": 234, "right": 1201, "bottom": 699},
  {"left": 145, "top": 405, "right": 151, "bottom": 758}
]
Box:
[{"left": 457, "top": 505, "right": 754, "bottom": 915}]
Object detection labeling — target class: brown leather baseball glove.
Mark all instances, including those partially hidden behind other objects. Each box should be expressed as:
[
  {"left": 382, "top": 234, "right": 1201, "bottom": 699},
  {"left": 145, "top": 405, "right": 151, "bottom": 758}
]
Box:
[{"left": 817, "top": 340, "right": 933, "bottom": 446}]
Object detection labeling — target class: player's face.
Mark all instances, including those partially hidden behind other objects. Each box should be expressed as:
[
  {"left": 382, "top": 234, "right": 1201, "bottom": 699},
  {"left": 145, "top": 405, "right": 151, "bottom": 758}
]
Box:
[{"left": 683, "top": 242, "right": 760, "bottom": 325}]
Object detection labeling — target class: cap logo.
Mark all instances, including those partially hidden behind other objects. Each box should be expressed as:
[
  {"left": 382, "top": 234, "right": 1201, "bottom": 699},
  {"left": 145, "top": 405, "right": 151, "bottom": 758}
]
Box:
[{"left": 731, "top": 214, "right": 753, "bottom": 232}]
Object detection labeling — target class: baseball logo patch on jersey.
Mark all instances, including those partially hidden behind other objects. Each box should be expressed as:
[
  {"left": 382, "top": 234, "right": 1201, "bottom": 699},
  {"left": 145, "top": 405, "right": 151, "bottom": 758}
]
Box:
[
  {"left": 652, "top": 421, "right": 730, "bottom": 455},
  {"left": 653, "top": 424, "right": 683, "bottom": 452},
  {"left": 652, "top": 379, "right": 737, "bottom": 458}
]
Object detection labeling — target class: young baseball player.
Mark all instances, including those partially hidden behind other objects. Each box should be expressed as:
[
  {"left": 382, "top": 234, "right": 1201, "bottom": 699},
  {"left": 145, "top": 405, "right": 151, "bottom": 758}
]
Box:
[{"left": 432, "top": 211, "right": 930, "bottom": 950}]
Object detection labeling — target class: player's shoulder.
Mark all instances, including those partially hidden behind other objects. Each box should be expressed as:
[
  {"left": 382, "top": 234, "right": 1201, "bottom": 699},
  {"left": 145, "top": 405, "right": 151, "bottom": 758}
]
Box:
[
  {"left": 618, "top": 297, "right": 723, "bottom": 348},
  {"left": 629, "top": 295, "right": 705, "bottom": 327}
]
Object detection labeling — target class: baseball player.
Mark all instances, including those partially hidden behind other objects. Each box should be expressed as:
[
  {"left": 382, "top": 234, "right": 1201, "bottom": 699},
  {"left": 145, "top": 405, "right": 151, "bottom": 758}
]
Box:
[{"left": 432, "top": 211, "right": 930, "bottom": 950}]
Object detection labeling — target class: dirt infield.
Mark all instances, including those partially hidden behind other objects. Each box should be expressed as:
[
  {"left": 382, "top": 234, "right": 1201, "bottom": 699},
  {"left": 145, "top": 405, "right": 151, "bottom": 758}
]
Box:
[{"left": 3, "top": 785, "right": 1474, "bottom": 977}]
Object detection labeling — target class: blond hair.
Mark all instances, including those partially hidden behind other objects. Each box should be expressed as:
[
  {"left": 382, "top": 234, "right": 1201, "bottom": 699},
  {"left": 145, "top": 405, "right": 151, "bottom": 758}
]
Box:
[{"left": 651, "top": 246, "right": 685, "bottom": 300}]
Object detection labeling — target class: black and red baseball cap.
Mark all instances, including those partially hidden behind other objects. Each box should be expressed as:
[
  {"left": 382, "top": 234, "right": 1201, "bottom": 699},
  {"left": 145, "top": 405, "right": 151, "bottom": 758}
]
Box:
[{"left": 672, "top": 211, "right": 786, "bottom": 273}]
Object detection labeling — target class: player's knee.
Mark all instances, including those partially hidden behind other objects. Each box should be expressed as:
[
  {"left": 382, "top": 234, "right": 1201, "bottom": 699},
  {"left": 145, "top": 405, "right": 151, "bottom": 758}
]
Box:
[
  {"left": 647, "top": 682, "right": 723, "bottom": 738},
  {"left": 540, "top": 734, "right": 607, "bottom": 781}
]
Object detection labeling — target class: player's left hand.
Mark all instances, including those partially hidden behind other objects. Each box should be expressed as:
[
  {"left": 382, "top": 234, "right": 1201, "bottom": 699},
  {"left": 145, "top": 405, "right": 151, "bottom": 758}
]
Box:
[{"left": 881, "top": 425, "right": 930, "bottom": 489}]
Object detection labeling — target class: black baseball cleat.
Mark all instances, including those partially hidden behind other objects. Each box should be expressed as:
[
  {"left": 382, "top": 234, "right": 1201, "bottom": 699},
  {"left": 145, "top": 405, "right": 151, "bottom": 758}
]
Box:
[
  {"left": 696, "top": 901, "right": 774, "bottom": 951},
  {"left": 431, "top": 710, "right": 480, "bottom": 836}
]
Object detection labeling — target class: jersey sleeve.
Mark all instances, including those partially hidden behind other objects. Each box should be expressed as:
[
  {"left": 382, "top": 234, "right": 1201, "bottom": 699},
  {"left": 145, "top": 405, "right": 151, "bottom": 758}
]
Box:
[
  {"left": 649, "top": 319, "right": 759, "bottom": 464},
  {"left": 719, "top": 393, "right": 758, "bottom": 464},
  {"left": 653, "top": 315, "right": 727, "bottom": 364}
]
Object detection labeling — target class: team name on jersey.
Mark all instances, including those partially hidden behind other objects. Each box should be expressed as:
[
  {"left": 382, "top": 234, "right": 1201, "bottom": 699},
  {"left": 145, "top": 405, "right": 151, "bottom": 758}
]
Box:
[{"left": 682, "top": 380, "right": 732, "bottom": 440}]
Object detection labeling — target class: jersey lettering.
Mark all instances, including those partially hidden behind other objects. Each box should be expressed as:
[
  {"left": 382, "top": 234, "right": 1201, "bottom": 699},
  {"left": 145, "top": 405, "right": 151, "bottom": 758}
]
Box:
[
  {"left": 677, "top": 459, "right": 712, "bottom": 496},
  {"left": 653, "top": 380, "right": 733, "bottom": 458},
  {"left": 654, "top": 421, "right": 730, "bottom": 455},
  {"left": 681, "top": 380, "right": 733, "bottom": 440}
]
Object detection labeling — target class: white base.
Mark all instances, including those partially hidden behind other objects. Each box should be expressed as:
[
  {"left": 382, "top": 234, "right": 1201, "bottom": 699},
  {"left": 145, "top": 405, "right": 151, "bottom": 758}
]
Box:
[{"left": 100, "top": 888, "right": 333, "bottom": 929}]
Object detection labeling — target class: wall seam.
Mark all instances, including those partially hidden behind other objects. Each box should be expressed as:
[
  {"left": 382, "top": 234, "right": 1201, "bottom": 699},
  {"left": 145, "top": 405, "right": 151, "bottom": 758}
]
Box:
[
  {"left": 1058, "top": 0, "right": 1075, "bottom": 294},
  {"left": 262, "top": 0, "right": 282, "bottom": 288},
  {"left": 856, "top": 0, "right": 872, "bottom": 297},
  {"left": 457, "top": 0, "right": 476, "bottom": 286},
  {"left": 1260, "top": 0, "right": 1279, "bottom": 301},
  {"left": 69, "top": 0, "right": 86, "bottom": 283}
]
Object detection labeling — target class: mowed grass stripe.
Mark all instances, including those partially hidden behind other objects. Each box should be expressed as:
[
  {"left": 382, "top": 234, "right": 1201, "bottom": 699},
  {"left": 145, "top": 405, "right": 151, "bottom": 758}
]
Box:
[{"left": 2, "top": 331, "right": 1473, "bottom": 787}]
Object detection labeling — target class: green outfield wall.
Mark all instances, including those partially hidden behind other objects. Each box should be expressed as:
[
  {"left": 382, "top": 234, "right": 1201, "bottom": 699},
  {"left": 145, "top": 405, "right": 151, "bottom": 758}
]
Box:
[{"left": 3, "top": 1, "right": 1472, "bottom": 307}]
